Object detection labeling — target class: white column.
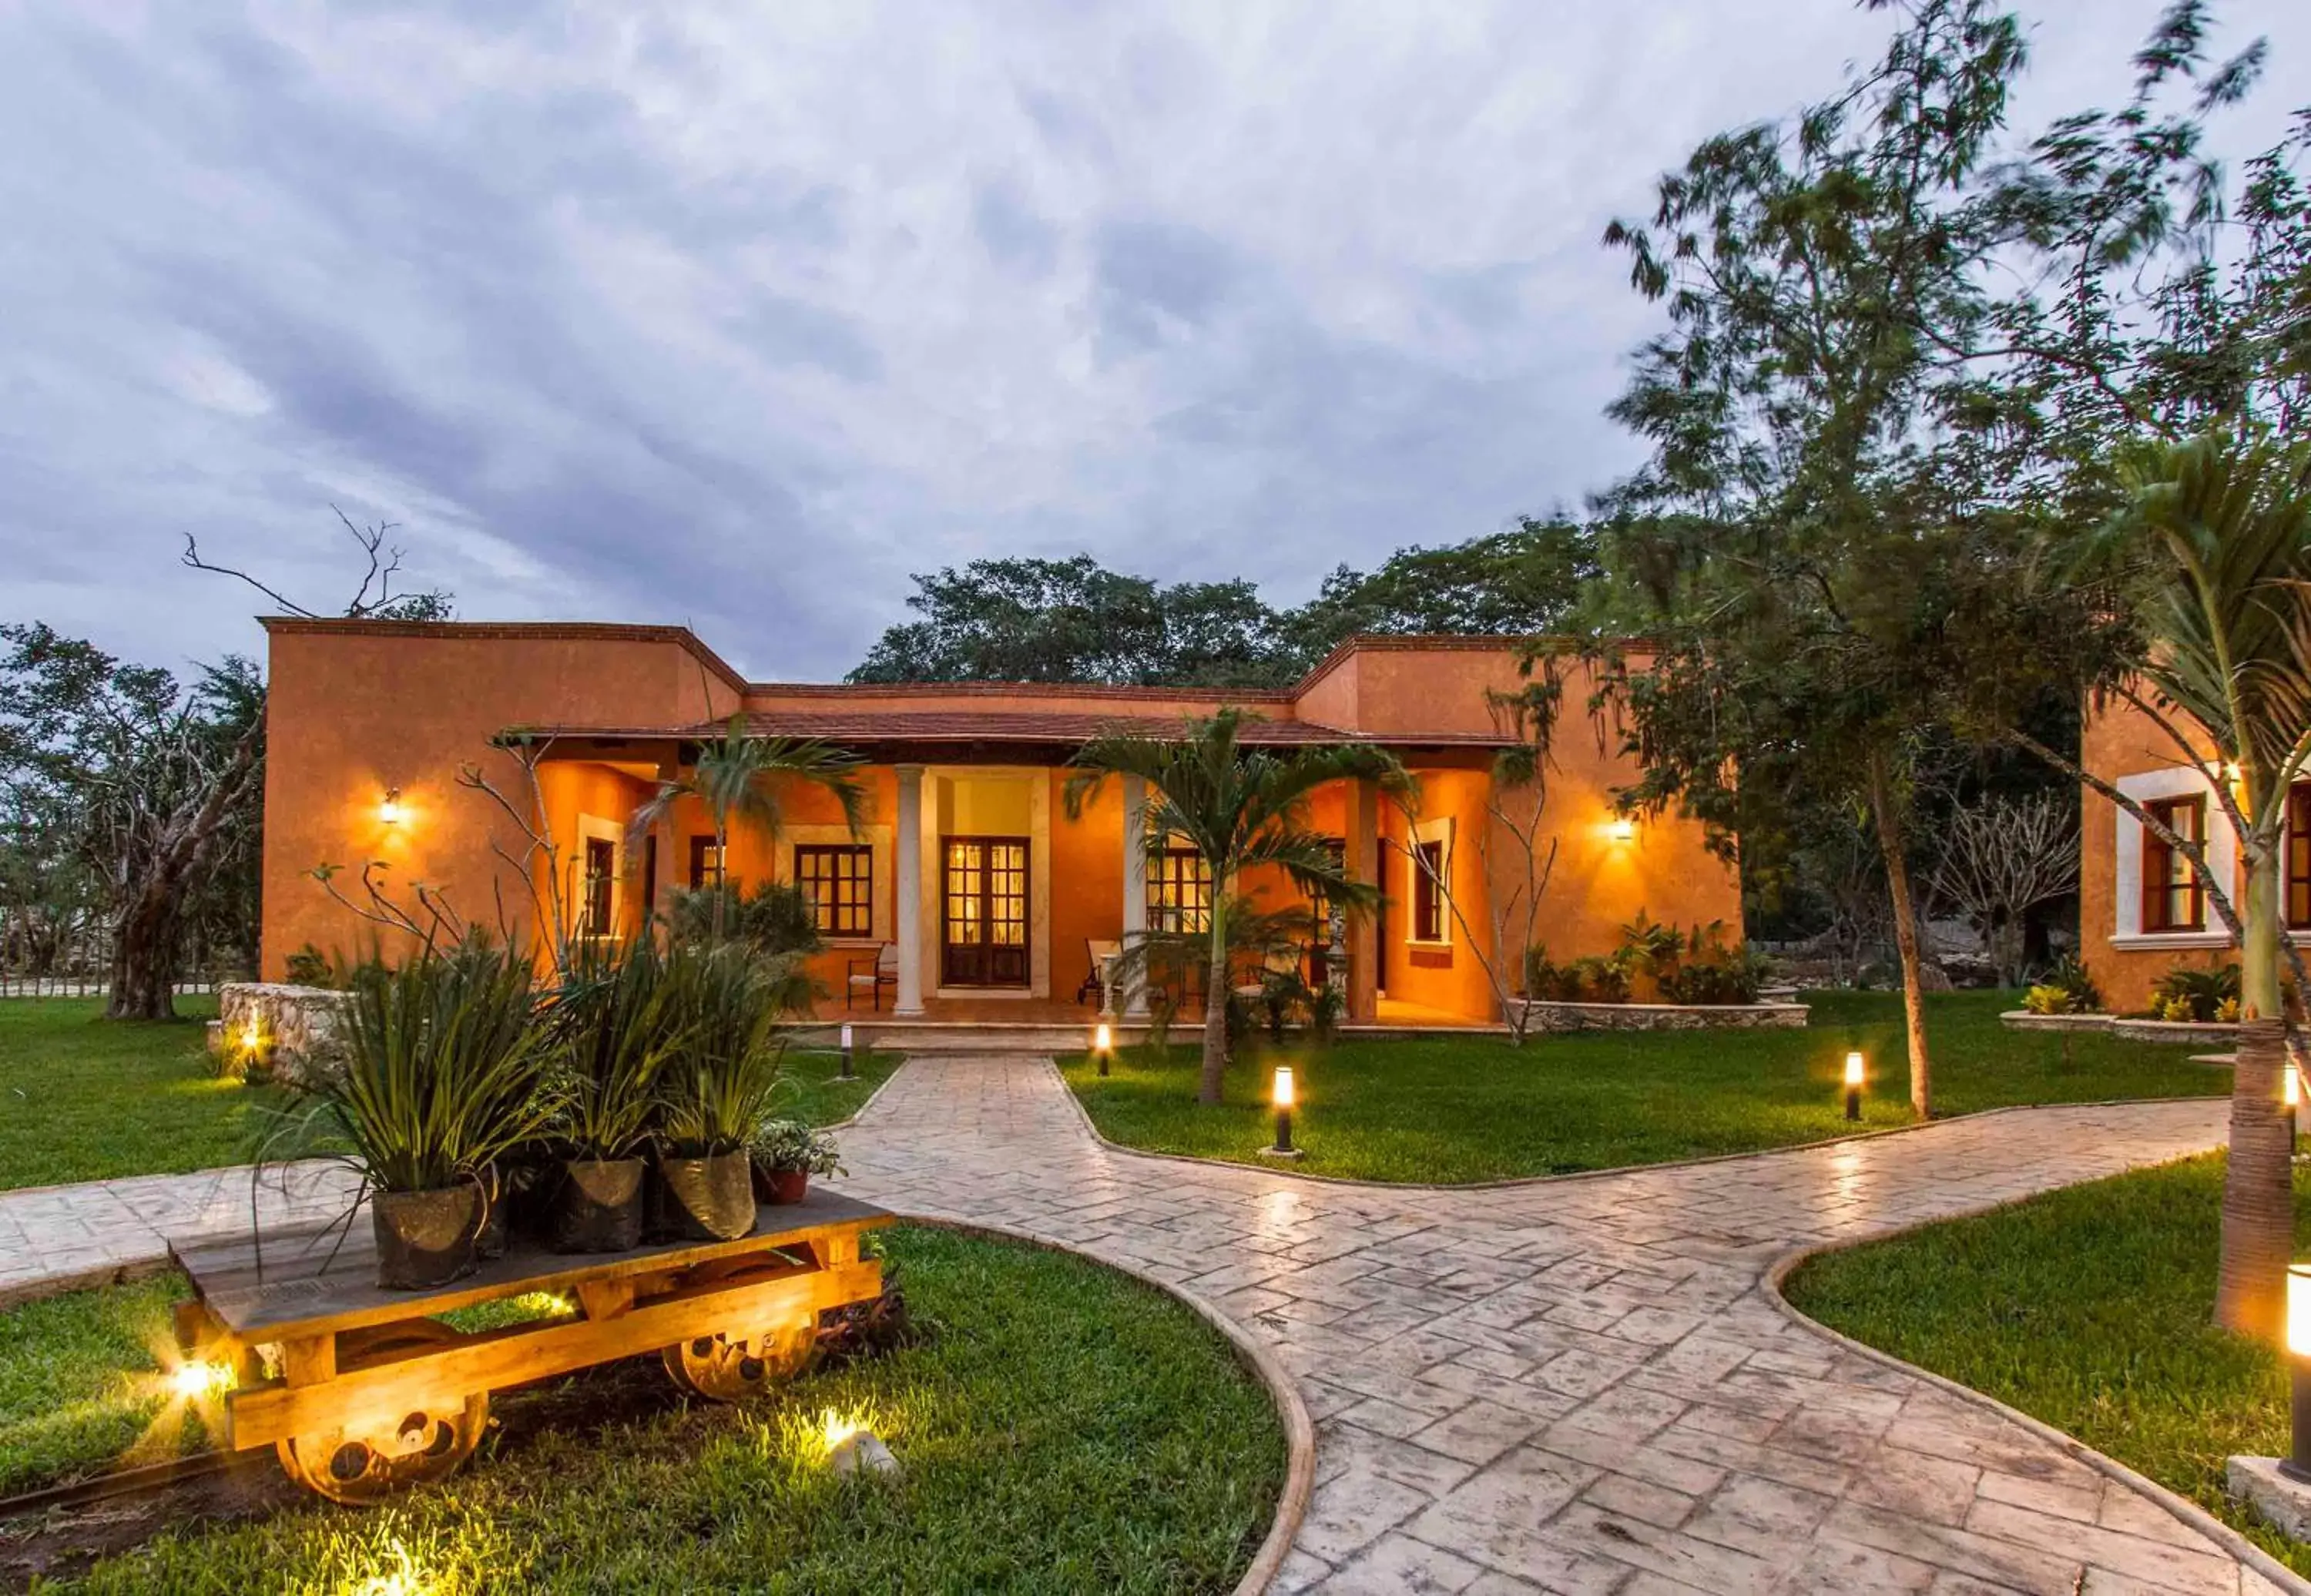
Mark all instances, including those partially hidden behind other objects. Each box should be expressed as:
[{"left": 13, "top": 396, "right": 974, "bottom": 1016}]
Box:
[
  {"left": 1121, "top": 773, "right": 1149, "bottom": 1018},
  {"left": 894, "top": 765, "right": 925, "bottom": 1015}
]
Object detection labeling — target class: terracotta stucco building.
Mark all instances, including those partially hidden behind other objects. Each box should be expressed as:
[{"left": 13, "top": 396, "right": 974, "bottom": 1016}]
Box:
[{"left": 259, "top": 619, "right": 1740, "bottom": 1029}]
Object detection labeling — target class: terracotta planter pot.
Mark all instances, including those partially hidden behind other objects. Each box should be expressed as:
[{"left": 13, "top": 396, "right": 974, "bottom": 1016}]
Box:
[
  {"left": 549, "top": 1156, "right": 646, "bottom": 1253},
  {"left": 763, "top": 1168, "right": 810, "bottom": 1205},
  {"left": 372, "top": 1184, "right": 481, "bottom": 1289},
  {"left": 659, "top": 1151, "right": 756, "bottom": 1241}
]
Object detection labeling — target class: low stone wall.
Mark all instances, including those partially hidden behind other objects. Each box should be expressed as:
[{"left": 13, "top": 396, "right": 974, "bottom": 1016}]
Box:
[
  {"left": 1514, "top": 999, "right": 1809, "bottom": 1034},
  {"left": 213, "top": 982, "right": 355, "bottom": 1089},
  {"left": 1998, "top": 1011, "right": 2240, "bottom": 1045}
]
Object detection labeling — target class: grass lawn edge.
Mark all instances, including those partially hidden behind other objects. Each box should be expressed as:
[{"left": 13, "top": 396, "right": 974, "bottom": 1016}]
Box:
[
  {"left": 1052, "top": 1066, "right": 2228, "bottom": 1192},
  {"left": 908, "top": 1214, "right": 1316, "bottom": 1596},
  {"left": 1761, "top": 1203, "right": 2311, "bottom": 1596}
]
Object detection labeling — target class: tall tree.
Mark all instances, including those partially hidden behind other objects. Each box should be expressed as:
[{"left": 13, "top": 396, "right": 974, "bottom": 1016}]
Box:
[
  {"left": 1065, "top": 710, "right": 1403, "bottom": 1104},
  {"left": 1595, "top": 0, "right": 2069, "bottom": 1118},
  {"left": 1282, "top": 517, "right": 1602, "bottom": 663}
]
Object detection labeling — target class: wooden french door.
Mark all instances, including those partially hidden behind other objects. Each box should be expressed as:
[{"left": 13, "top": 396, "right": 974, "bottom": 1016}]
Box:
[{"left": 941, "top": 836, "right": 1030, "bottom": 987}]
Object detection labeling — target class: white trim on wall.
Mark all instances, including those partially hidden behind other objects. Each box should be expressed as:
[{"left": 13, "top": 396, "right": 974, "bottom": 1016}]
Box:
[
  {"left": 2111, "top": 766, "right": 2236, "bottom": 947},
  {"left": 575, "top": 813, "right": 622, "bottom": 936}
]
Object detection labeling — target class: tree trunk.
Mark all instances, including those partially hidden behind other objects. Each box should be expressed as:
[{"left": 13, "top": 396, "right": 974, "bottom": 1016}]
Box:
[
  {"left": 105, "top": 890, "right": 180, "bottom": 1021},
  {"left": 1199, "top": 897, "right": 1229, "bottom": 1105},
  {"left": 2215, "top": 841, "right": 2293, "bottom": 1341},
  {"left": 1867, "top": 749, "right": 1932, "bottom": 1119}
]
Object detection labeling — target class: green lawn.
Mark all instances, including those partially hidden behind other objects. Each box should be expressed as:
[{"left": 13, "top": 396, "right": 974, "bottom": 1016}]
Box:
[
  {"left": 0, "top": 998, "right": 896, "bottom": 1193},
  {"left": 1061, "top": 990, "right": 2227, "bottom": 1184},
  {"left": 0, "top": 1228, "right": 1283, "bottom": 1594},
  {"left": 1783, "top": 1153, "right": 2311, "bottom": 1578},
  {"left": 0, "top": 998, "right": 280, "bottom": 1192}
]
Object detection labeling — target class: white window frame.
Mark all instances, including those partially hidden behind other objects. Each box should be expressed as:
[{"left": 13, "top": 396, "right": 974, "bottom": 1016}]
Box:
[{"left": 2113, "top": 768, "right": 2234, "bottom": 949}]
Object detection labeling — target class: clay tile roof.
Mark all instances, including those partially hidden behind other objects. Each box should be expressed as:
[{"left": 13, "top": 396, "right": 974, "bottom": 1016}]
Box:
[{"left": 692, "top": 709, "right": 1376, "bottom": 744}]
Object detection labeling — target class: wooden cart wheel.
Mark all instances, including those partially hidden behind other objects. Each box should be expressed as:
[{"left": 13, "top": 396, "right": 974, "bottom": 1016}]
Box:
[
  {"left": 275, "top": 1321, "right": 488, "bottom": 1505},
  {"left": 659, "top": 1258, "right": 820, "bottom": 1401}
]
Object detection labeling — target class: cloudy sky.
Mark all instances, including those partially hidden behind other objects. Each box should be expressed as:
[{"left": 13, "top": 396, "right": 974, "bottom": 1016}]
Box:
[{"left": 2, "top": 2, "right": 2303, "bottom": 682}]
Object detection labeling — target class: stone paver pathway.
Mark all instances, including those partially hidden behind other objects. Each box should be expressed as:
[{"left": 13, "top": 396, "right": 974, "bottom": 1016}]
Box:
[
  {"left": 843, "top": 1058, "right": 2269, "bottom": 1596},
  {"left": 0, "top": 1059, "right": 2272, "bottom": 1594}
]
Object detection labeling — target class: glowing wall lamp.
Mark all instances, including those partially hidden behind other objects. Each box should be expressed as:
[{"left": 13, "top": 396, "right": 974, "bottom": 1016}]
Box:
[
  {"left": 1262, "top": 1065, "right": 1302, "bottom": 1159},
  {"left": 1843, "top": 1051, "right": 1865, "bottom": 1122},
  {"left": 1094, "top": 1021, "right": 1113, "bottom": 1078},
  {"left": 2289, "top": 1059, "right": 2302, "bottom": 1152},
  {"left": 377, "top": 786, "right": 408, "bottom": 826},
  {"left": 1608, "top": 816, "right": 1636, "bottom": 842},
  {"left": 2286, "top": 1264, "right": 2311, "bottom": 1482}
]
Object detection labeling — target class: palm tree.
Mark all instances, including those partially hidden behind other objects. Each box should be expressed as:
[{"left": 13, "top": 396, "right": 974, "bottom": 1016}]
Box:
[
  {"left": 627, "top": 719, "right": 869, "bottom": 942},
  {"left": 2081, "top": 424, "right": 2311, "bottom": 1340},
  {"left": 1065, "top": 709, "right": 1408, "bottom": 1105}
]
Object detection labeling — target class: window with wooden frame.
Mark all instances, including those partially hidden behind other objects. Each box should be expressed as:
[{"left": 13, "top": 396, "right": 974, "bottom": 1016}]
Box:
[
  {"left": 1146, "top": 847, "right": 1213, "bottom": 934},
  {"left": 1410, "top": 838, "right": 1447, "bottom": 943},
  {"left": 2142, "top": 794, "right": 2207, "bottom": 933},
  {"left": 687, "top": 836, "right": 723, "bottom": 890},
  {"left": 796, "top": 843, "right": 873, "bottom": 938},
  {"left": 2289, "top": 783, "right": 2311, "bottom": 930}
]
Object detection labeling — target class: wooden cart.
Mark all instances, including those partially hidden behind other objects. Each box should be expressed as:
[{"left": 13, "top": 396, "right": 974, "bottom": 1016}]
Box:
[{"left": 167, "top": 1189, "right": 893, "bottom": 1504}]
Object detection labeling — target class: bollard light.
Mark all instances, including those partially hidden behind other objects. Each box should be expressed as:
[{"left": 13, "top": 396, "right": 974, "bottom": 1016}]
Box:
[
  {"left": 1270, "top": 1065, "right": 1296, "bottom": 1155},
  {"left": 840, "top": 1022, "right": 855, "bottom": 1081},
  {"left": 2286, "top": 1265, "right": 2311, "bottom": 1482},
  {"left": 1095, "top": 1021, "right": 1112, "bottom": 1078},
  {"left": 1843, "top": 1051, "right": 1865, "bottom": 1122}
]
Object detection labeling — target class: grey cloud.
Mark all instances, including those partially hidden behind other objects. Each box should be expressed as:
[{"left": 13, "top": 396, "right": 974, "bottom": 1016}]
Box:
[{"left": 973, "top": 179, "right": 1061, "bottom": 274}]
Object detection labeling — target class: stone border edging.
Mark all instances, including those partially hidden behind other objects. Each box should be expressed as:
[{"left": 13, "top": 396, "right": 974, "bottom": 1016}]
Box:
[
  {"left": 1763, "top": 1232, "right": 2311, "bottom": 1595},
  {"left": 910, "top": 1216, "right": 1314, "bottom": 1596},
  {"left": 1048, "top": 1065, "right": 2229, "bottom": 1194}
]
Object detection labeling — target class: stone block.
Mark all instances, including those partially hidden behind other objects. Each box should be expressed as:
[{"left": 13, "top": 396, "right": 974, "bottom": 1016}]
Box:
[
  {"left": 2229, "top": 1454, "right": 2311, "bottom": 1543},
  {"left": 217, "top": 981, "right": 354, "bottom": 1089}
]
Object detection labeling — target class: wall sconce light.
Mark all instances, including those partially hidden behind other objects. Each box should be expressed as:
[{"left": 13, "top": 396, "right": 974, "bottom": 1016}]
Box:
[
  {"left": 1608, "top": 816, "right": 1635, "bottom": 842},
  {"left": 2286, "top": 1264, "right": 2311, "bottom": 1481},
  {"left": 378, "top": 786, "right": 408, "bottom": 826},
  {"left": 1094, "top": 1021, "right": 1112, "bottom": 1078},
  {"left": 839, "top": 1022, "right": 855, "bottom": 1082},
  {"left": 2288, "top": 1060, "right": 2301, "bottom": 1151},
  {"left": 1262, "top": 1065, "right": 1302, "bottom": 1158},
  {"left": 1843, "top": 1051, "right": 1865, "bottom": 1122}
]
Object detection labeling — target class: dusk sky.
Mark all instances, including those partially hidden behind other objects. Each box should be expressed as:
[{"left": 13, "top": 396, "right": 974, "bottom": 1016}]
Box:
[{"left": 4, "top": 2, "right": 2303, "bottom": 682}]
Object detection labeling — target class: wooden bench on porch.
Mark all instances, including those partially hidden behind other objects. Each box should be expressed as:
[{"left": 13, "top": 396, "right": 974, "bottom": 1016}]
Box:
[{"left": 168, "top": 1189, "right": 893, "bottom": 1504}]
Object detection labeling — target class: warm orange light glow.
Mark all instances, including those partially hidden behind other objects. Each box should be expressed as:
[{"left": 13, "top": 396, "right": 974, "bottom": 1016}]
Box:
[
  {"left": 377, "top": 786, "right": 407, "bottom": 826},
  {"left": 2289, "top": 1064, "right": 2301, "bottom": 1110},
  {"left": 1608, "top": 816, "right": 1635, "bottom": 841},
  {"left": 169, "top": 1359, "right": 233, "bottom": 1400},
  {"left": 1095, "top": 1021, "right": 1112, "bottom": 1053},
  {"left": 1273, "top": 1065, "right": 1296, "bottom": 1108},
  {"left": 1843, "top": 1051, "right": 1865, "bottom": 1088},
  {"left": 239, "top": 1018, "right": 263, "bottom": 1055},
  {"left": 820, "top": 1408, "right": 864, "bottom": 1451},
  {"left": 2290, "top": 1265, "right": 2311, "bottom": 1359}
]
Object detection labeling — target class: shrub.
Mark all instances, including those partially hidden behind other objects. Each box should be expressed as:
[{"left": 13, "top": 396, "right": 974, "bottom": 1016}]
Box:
[
  {"left": 283, "top": 944, "right": 343, "bottom": 989},
  {"left": 1569, "top": 955, "right": 1631, "bottom": 1004},
  {"left": 750, "top": 1118, "right": 842, "bottom": 1176},
  {"left": 2150, "top": 963, "right": 2240, "bottom": 1024},
  {"left": 2028, "top": 955, "right": 2101, "bottom": 1014},
  {"left": 657, "top": 943, "right": 789, "bottom": 1157},
  {"left": 667, "top": 880, "right": 823, "bottom": 959}
]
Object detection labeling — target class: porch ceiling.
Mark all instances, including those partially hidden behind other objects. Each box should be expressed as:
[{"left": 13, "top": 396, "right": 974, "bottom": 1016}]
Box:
[{"left": 502, "top": 710, "right": 1516, "bottom": 759}]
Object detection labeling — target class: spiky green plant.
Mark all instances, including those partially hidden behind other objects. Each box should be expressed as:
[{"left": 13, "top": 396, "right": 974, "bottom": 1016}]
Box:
[
  {"left": 314, "top": 937, "right": 557, "bottom": 1195},
  {"left": 657, "top": 942, "right": 788, "bottom": 1156},
  {"left": 547, "top": 937, "right": 688, "bottom": 1162}
]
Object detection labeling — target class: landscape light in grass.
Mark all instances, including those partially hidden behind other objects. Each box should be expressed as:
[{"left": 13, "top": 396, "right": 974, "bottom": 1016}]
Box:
[
  {"left": 820, "top": 1408, "right": 897, "bottom": 1476},
  {"left": 840, "top": 1022, "right": 855, "bottom": 1081},
  {"left": 1843, "top": 1051, "right": 1865, "bottom": 1122},
  {"left": 348, "top": 1542, "right": 428, "bottom": 1596},
  {"left": 1095, "top": 1021, "right": 1112, "bottom": 1078},
  {"left": 169, "top": 1358, "right": 233, "bottom": 1400},
  {"left": 377, "top": 786, "right": 407, "bottom": 826},
  {"left": 1263, "top": 1065, "right": 1300, "bottom": 1158},
  {"left": 2286, "top": 1265, "right": 2311, "bottom": 1483}
]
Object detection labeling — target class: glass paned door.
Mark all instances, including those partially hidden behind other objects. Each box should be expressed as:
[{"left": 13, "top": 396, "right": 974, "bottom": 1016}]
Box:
[{"left": 942, "top": 837, "right": 1030, "bottom": 987}]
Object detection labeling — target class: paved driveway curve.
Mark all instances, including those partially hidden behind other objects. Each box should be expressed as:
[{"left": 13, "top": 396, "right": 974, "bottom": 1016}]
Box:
[{"left": 842, "top": 1057, "right": 2271, "bottom": 1596}]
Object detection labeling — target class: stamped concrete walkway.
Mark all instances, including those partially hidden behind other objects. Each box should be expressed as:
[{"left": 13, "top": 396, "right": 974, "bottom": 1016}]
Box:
[
  {"left": 840, "top": 1058, "right": 2269, "bottom": 1596},
  {"left": 0, "top": 1058, "right": 2270, "bottom": 1594}
]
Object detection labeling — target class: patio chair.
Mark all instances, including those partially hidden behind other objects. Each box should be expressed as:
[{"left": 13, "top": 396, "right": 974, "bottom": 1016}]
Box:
[
  {"left": 847, "top": 943, "right": 899, "bottom": 1011},
  {"left": 1076, "top": 938, "right": 1123, "bottom": 1008}
]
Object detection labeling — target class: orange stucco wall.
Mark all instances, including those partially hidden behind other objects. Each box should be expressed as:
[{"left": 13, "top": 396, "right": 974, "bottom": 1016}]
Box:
[{"left": 260, "top": 622, "right": 1740, "bottom": 1021}]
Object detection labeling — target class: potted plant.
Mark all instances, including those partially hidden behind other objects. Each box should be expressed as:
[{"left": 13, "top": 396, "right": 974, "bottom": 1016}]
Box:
[
  {"left": 296, "top": 940, "right": 555, "bottom": 1289},
  {"left": 543, "top": 937, "right": 683, "bottom": 1253},
  {"left": 750, "top": 1119, "right": 842, "bottom": 1205},
  {"left": 655, "top": 945, "right": 786, "bottom": 1241}
]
